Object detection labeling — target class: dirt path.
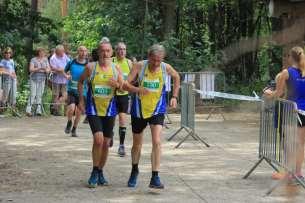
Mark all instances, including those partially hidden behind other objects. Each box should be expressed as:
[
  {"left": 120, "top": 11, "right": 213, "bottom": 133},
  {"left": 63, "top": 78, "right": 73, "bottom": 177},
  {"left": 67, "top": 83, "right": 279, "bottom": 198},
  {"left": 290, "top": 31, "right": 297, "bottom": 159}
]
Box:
[{"left": 0, "top": 113, "right": 304, "bottom": 203}]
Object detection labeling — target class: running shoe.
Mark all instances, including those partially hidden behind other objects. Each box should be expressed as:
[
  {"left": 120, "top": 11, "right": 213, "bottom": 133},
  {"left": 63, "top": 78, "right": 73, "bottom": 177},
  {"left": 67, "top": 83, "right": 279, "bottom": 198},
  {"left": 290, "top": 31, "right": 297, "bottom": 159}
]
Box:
[
  {"left": 65, "top": 120, "right": 72, "bottom": 134},
  {"left": 98, "top": 170, "right": 109, "bottom": 186},
  {"left": 71, "top": 127, "right": 77, "bottom": 137},
  {"left": 149, "top": 175, "right": 164, "bottom": 189},
  {"left": 88, "top": 169, "right": 99, "bottom": 188},
  {"left": 127, "top": 171, "right": 139, "bottom": 187},
  {"left": 118, "top": 145, "right": 126, "bottom": 157}
]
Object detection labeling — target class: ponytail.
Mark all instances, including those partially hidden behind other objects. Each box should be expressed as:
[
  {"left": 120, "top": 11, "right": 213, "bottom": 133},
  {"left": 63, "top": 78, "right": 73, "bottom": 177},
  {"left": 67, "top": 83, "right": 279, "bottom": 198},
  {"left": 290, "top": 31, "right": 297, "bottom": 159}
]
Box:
[
  {"left": 299, "top": 53, "right": 305, "bottom": 77},
  {"left": 289, "top": 46, "right": 305, "bottom": 76}
]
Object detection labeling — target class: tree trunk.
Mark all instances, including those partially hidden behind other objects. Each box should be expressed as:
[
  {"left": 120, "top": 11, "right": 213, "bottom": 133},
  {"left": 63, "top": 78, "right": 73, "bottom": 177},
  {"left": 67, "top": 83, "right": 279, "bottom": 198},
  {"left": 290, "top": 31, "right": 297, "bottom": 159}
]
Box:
[{"left": 159, "top": 0, "right": 177, "bottom": 39}]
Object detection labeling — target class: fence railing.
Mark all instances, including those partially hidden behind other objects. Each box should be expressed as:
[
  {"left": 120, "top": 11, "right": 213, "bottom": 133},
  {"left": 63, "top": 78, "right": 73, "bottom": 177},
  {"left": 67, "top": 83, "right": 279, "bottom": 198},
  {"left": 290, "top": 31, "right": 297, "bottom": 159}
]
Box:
[
  {"left": 243, "top": 98, "right": 305, "bottom": 195},
  {"left": 167, "top": 82, "right": 210, "bottom": 148}
]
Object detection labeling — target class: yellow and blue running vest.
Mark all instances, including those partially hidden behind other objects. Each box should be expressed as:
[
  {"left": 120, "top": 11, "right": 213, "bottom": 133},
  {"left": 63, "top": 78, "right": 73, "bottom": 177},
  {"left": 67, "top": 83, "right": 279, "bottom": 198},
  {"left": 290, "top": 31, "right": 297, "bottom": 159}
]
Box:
[
  {"left": 131, "top": 60, "right": 167, "bottom": 119},
  {"left": 112, "top": 57, "right": 130, "bottom": 96},
  {"left": 86, "top": 62, "right": 118, "bottom": 116}
]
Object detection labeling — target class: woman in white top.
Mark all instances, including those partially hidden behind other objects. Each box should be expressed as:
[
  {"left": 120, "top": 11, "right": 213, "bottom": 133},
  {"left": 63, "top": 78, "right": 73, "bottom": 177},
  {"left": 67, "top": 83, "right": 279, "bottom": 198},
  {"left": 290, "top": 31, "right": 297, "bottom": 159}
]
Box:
[{"left": 26, "top": 48, "right": 50, "bottom": 116}]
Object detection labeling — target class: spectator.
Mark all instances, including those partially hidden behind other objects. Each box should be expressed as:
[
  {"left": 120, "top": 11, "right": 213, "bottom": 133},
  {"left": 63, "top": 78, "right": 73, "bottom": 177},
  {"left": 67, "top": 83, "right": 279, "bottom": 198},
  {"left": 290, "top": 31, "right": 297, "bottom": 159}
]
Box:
[
  {"left": 49, "top": 44, "right": 70, "bottom": 116},
  {"left": 26, "top": 47, "right": 50, "bottom": 116},
  {"left": 0, "top": 47, "right": 17, "bottom": 107}
]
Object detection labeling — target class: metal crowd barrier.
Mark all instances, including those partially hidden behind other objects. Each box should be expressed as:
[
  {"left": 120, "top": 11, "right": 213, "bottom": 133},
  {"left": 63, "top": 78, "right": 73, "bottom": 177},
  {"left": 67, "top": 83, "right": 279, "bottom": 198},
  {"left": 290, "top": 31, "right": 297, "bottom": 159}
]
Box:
[
  {"left": 179, "top": 71, "right": 226, "bottom": 120},
  {"left": 243, "top": 98, "right": 305, "bottom": 195},
  {"left": 167, "top": 82, "right": 210, "bottom": 148}
]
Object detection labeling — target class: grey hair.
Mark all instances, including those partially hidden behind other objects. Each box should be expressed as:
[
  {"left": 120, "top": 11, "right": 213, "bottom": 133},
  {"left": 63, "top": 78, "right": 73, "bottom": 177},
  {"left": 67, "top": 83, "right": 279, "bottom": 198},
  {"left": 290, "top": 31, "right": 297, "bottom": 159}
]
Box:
[
  {"left": 99, "top": 37, "right": 110, "bottom": 44},
  {"left": 148, "top": 44, "right": 166, "bottom": 57},
  {"left": 55, "top": 44, "right": 64, "bottom": 51},
  {"left": 115, "top": 42, "right": 126, "bottom": 50}
]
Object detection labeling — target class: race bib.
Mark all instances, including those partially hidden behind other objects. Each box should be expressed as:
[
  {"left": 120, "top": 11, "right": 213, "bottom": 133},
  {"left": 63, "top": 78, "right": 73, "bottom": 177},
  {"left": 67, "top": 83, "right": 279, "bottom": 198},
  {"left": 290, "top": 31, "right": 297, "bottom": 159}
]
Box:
[
  {"left": 94, "top": 85, "right": 112, "bottom": 98},
  {"left": 123, "top": 73, "right": 128, "bottom": 80},
  {"left": 70, "top": 80, "right": 78, "bottom": 90},
  {"left": 143, "top": 79, "right": 160, "bottom": 92}
]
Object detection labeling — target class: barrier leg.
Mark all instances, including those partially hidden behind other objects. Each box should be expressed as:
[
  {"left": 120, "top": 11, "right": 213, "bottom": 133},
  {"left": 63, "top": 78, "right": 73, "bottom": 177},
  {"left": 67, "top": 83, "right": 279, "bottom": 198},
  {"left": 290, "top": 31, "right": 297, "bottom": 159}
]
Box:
[
  {"left": 167, "top": 126, "right": 184, "bottom": 141},
  {"left": 206, "top": 108, "right": 215, "bottom": 120},
  {"left": 219, "top": 108, "right": 226, "bottom": 120},
  {"left": 265, "top": 173, "right": 305, "bottom": 196},
  {"left": 185, "top": 127, "right": 198, "bottom": 140},
  {"left": 265, "top": 159, "right": 280, "bottom": 173},
  {"left": 175, "top": 131, "right": 193, "bottom": 148},
  {"left": 165, "top": 113, "right": 172, "bottom": 124},
  {"left": 265, "top": 176, "right": 287, "bottom": 196},
  {"left": 293, "top": 175, "right": 305, "bottom": 189},
  {"left": 164, "top": 123, "right": 169, "bottom": 129},
  {"left": 192, "top": 133, "right": 210, "bottom": 147},
  {"left": 243, "top": 157, "right": 265, "bottom": 179}
]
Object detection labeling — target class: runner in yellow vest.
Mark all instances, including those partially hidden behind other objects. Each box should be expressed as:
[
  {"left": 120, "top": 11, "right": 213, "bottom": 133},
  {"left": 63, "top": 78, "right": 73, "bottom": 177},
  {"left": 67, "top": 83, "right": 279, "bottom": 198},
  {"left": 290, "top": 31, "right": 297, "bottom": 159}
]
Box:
[
  {"left": 112, "top": 42, "right": 133, "bottom": 156},
  {"left": 78, "top": 40, "right": 123, "bottom": 188},
  {"left": 124, "top": 44, "right": 180, "bottom": 189}
]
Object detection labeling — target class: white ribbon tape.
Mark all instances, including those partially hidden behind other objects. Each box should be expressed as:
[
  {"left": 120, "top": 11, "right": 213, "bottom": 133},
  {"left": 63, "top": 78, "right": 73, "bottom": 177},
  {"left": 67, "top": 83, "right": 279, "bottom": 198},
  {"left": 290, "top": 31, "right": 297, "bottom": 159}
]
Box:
[{"left": 195, "top": 89, "right": 261, "bottom": 102}]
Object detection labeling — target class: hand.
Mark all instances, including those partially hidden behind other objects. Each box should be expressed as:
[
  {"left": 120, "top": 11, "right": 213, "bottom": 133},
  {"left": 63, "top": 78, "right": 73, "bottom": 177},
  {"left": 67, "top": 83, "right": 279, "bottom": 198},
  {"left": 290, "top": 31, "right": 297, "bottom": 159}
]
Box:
[
  {"left": 138, "top": 87, "right": 149, "bottom": 96},
  {"left": 10, "top": 73, "right": 16, "bottom": 79},
  {"left": 263, "top": 89, "right": 273, "bottom": 99},
  {"left": 65, "top": 74, "right": 71, "bottom": 80},
  {"left": 170, "top": 97, "right": 177, "bottom": 108},
  {"left": 108, "top": 78, "right": 119, "bottom": 88}
]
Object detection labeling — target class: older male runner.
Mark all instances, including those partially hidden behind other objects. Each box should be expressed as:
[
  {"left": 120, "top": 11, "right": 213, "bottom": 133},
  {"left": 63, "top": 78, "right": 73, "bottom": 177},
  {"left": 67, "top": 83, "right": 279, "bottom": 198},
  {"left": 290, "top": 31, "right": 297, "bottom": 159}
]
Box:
[
  {"left": 124, "top": 44, "right": 180, "bottom": 189},
  {"left": 78, "top": 40, "right": 123, "bottom": 188}
]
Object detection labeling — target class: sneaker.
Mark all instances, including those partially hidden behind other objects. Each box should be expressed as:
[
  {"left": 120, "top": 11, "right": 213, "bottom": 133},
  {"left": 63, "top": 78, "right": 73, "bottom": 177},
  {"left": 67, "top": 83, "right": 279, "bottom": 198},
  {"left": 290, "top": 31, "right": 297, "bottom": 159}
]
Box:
[
  {"left": 149, "top": 176, "right": 164, "bottom": 189},
  {"left": 88, "top": 169, "right": 99, "bottom": 188},
  {"left": 127, "top": 171, "right": 139, "bottom": 187},
  {"left": 71, "top": 127, "right": 77, "bottom": 137},
  {"left": 65, "top": 120, "right": 72, "bottom": 134},
  {"left": 118, "top": 145, "right": 126, "bottom": 157},
  {"left": 98, "top": 170, "right": 109, "bottom": 186}
]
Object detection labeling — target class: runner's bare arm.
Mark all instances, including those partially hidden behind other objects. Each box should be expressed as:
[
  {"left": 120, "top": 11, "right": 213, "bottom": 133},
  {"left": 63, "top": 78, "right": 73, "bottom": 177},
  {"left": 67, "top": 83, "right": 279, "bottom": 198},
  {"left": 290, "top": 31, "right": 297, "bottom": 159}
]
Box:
[
  {"left": 166, "top": 64, "right": 180, "bottom": 108},
  {"left": 166, "top": 64, "right": 180, "bottom": 97},
  {"left": 264, "top": 69, "right": 288, "bottom": 98},
  {"left": 78, "top": 63, "right": 92, "bottom": 112},
  {"left": 116, "top": 65, "right": 124, "bottom": 89},
  {"left": 123, "top": 61, "right": 142, "bottom": 93},
  {"left": 108, "top": 65, "right": 123, "bottom": 88}
]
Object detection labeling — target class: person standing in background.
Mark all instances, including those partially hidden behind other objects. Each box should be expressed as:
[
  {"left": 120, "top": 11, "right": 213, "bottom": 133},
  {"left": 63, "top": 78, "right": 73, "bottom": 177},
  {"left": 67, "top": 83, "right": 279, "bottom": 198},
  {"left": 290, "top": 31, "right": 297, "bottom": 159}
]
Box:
[
  {"left": 0, "top": 47, "right": 17, "bottom": 108},
  {"left": 26, "top": 48, "right": 50, "bottom": 116},
  {"left": 49, "top": 44, "right": 70, "bottom": 116}
]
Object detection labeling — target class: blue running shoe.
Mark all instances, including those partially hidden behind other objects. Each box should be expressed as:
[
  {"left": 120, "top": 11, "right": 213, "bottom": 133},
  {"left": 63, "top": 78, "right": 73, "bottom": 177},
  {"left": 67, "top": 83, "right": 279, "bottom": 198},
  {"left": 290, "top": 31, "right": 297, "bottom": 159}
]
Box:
[
  {"left": 98, "top": 170, "right": 109, "bottom": 186},
  {"left": 149, "top": 176, "right": 164, "bottom": 189},
  {"left": 88, "top": 169, "right": 99, "bottom": 188},
  {"left": 127, "top": 171, "right": 139, "bottom": 187}
]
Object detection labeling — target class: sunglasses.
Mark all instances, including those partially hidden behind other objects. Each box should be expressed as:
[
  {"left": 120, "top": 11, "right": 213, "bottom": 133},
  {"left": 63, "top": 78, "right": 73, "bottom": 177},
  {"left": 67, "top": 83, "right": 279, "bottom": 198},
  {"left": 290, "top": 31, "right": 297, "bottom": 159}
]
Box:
[{"left": 4, "top": 52, "right": 11, "bottom": 54}]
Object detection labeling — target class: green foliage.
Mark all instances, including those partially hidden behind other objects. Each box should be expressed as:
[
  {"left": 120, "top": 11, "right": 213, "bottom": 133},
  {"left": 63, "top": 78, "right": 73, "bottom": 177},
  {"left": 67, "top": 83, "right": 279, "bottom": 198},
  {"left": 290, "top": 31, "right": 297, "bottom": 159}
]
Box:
[
  {"left": 0, "top": 0, "right": 58, "bottom": 112},
  {"left": 1, "top": 0, "right": 285, "bottom": 107}
]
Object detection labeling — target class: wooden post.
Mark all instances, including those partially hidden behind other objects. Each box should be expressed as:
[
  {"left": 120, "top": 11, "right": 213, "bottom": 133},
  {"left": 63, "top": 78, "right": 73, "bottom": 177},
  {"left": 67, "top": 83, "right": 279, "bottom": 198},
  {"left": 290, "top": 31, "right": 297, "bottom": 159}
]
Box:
[{"left": 60, "top": 0, "right": 68, "bottom": 40}]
